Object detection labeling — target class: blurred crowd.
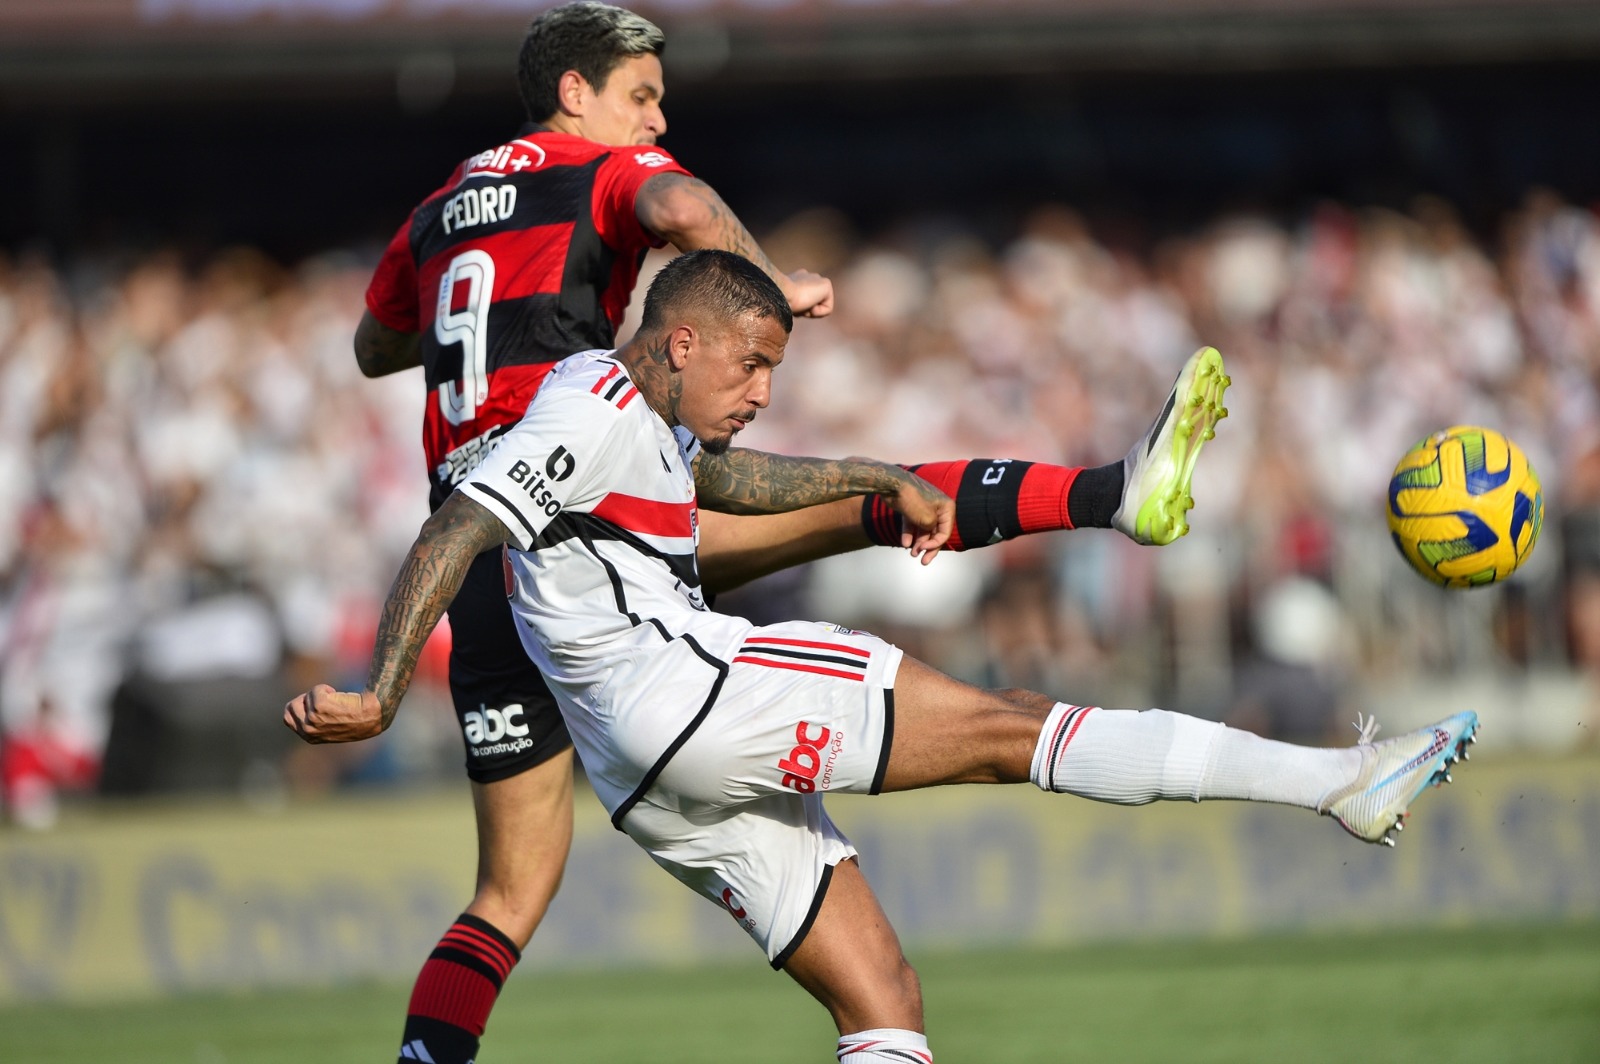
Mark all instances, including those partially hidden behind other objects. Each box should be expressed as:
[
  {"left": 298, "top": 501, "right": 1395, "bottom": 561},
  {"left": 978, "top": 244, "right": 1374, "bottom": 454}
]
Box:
[{"left": 3, "top": 190, "right": 1599, "bottom": 825}]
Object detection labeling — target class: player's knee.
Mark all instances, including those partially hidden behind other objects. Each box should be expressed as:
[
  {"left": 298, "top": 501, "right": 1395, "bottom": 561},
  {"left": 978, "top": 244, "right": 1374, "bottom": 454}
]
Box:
[
  {"left": 957, "top": 700, "right": 1049, "bottom": 782},
  {"left": 990, "top": 687, "right": 1058, "bottom": 715}
]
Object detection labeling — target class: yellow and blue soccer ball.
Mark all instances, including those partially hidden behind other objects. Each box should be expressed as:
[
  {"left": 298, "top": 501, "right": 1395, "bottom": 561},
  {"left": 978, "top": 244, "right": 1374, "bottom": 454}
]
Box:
[{"left": 1386, "top": 426, "right": 1543, "bottom": 588}]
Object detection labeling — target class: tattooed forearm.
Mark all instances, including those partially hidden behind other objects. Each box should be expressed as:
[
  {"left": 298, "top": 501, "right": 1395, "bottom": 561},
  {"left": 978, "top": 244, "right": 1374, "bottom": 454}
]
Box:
[
  {"left": 638, "top": 173, "right": 781, "bottom": 278},
  {"left": 354, "top": 313, "right": 423, "bottom": 378},
  {"left": 694, "top": 449, "right": 921, "bottom": 515},
  {"left": 368, "top": 493, "right": 509, "bottom": 724}
]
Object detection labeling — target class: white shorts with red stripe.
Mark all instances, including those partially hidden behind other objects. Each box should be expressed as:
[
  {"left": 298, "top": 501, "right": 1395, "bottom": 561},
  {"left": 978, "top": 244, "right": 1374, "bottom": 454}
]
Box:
[
  {"left": 649, "top": 620, "right": 902, "bottom": 808},
  {"left": 618, "top": 620, "right": 901, "bottom": 966}
]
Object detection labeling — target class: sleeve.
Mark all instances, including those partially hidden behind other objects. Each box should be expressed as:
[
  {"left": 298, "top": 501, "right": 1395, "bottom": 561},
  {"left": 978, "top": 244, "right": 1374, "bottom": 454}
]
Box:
[
  {"left": 592, "top": 145, "right": 693, "bottom": 251},
  {"left": 364, "top": 213, "right": 422, "bottom": 332},
  {"left": 457, "top": 387, "right": 621, "bottom": 550}
]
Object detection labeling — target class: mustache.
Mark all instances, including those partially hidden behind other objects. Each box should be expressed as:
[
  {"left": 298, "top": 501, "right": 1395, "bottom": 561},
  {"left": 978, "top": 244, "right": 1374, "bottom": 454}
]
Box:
[{"left": 733, "top": 409, "right": 758, "bottom": 424}]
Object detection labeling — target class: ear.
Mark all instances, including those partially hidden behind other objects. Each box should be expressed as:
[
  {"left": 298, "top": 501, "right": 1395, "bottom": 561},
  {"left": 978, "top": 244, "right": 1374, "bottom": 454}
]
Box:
[
  {"left": 556, "top": 70, "right": 589, "bottom": 117},
  {"left": 666, "top": 324, "right": 695, "bottom": 371}
]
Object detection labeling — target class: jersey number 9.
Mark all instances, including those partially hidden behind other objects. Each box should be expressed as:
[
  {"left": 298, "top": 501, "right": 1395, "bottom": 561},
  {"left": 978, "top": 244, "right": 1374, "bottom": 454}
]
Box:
[{"left": 435, "top": 250, "right": 495, "bottom": 426}]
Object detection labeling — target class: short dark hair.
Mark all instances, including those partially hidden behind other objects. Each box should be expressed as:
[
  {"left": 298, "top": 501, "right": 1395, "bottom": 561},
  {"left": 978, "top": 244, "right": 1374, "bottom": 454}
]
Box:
[
  {"left": 640, "top": 250, "right": 794, "bottom": 336},
  {"left": 518, "top": 3, "right": 666, "bottom": 124}
]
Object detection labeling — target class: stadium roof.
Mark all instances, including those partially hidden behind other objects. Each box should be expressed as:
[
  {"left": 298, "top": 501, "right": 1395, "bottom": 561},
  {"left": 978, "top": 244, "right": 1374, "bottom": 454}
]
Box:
[{"left": 3, "top": 0, "right": 1600, "bottom": 105}]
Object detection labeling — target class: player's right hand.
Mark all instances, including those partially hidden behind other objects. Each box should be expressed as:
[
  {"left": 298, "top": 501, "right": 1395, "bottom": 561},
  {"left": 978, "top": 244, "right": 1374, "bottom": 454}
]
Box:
[
  {"left": 784, "top": 269, "right": 834, "bottom": 318},
  {"left": 889, "top": 472, "right": 954, "bottom": 565},
  {"left": 283, "top": 685, "right": 384, "bottom": 744}
]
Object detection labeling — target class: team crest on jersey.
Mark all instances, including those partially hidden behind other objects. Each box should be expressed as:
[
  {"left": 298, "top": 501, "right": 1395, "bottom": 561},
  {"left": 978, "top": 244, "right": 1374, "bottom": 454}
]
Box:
[{"left": 461, "top": 139, "right": 547, "bottom": 181}]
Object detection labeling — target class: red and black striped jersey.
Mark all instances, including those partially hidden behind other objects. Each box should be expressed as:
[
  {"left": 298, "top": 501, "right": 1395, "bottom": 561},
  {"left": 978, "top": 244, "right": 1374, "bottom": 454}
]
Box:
[{"left": 364, "top": 127, "right": 691, "bottom": 507}]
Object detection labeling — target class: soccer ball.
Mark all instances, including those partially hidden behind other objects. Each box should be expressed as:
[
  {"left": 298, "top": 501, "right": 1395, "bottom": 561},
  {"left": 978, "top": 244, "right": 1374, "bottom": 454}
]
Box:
[{"left": 1386, "top": 426, "right": 1544, "bottom": 588}]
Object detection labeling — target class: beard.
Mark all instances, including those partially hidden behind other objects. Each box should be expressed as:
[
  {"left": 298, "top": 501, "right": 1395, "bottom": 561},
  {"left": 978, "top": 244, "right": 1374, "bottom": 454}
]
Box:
[{"left": 699, "top": 431, "right": 734, "bottom": 456}]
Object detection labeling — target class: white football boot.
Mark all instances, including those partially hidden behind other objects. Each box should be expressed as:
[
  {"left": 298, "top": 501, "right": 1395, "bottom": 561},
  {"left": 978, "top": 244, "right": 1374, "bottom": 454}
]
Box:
[
  {"left": 1318, "top": 711, "right": 1480, "bottom": 846},
  {"left": 1111, "top": 345, "right": 1231, "bottom": 546}
]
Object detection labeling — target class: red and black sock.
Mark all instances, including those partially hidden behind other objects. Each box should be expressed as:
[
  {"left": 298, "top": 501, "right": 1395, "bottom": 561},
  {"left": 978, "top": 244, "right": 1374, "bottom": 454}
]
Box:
[
  {"left": 861, "top": 459, "right": 1124, "bottom": 551},
  {"left": 398, "top": 913, "right": 521, "bottom": 1064}
]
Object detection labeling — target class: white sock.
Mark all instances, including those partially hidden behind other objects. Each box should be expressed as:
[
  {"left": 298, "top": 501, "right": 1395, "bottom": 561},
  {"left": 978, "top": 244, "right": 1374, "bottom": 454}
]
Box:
[
  {"left": 837, "top": 1028, "right": 933, "bottom": 1063},
  {"left": 1030, "top": 704, "right": 1360, "bottom": 809},
  {"left": 1198, "top": 723, "right": 1362, "bottom": 808}
]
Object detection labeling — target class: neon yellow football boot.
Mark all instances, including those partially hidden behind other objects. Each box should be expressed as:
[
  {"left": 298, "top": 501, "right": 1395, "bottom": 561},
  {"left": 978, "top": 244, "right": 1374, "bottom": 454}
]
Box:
[{"left": 1111, "top": 345, "right": 1231, "bottom": 546}]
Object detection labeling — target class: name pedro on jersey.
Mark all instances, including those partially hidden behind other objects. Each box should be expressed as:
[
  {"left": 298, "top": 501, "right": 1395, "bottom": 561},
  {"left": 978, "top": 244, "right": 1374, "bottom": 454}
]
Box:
[{"left": 442, "top": 185, "right": 518, "bottom": 234}]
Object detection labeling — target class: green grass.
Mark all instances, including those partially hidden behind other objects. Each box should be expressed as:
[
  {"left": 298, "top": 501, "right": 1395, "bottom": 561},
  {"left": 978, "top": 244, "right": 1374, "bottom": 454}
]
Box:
[{"left": 7, "top": 922, "right": 1598, "bottom": 1063}]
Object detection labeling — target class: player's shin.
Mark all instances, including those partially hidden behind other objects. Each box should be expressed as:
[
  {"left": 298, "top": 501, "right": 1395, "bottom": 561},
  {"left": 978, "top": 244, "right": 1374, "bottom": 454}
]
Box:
[
  {"left": 837, "top": 1028, "right": 934, "bottom": 1063},
  {"left": 860, "top": 460, "right": 1121, "bottom": 551},
  {"left": 1028, "top": 704, "right": 1361, "bottom": 808},
  {"left": 398, "top": 913, "right": 521, "bottom": 1064}
]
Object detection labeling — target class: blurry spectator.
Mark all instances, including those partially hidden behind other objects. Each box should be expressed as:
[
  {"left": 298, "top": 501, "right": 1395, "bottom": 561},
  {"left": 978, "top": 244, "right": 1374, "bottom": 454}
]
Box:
[
  {"left": 4, "top": 188, "right": 1599, "bottom": 798},
  {"left": 1230, "top": 576, "right": 1353, "bottom": 745},
  {"left": 0, "top": 696, "right": 98, "bottom": 830}
]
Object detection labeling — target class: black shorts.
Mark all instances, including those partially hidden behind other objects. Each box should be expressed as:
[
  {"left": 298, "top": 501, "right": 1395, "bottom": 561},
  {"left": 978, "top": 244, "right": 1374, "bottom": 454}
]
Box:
[{"left": 447, "top": 548, "right": 573, "bottom": 783}]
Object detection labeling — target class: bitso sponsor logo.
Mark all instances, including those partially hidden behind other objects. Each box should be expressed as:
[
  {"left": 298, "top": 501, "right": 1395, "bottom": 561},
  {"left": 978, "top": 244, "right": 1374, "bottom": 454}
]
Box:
[
  {"left": 778, "top": 721, "right": 845, "bottom": 793},
  {"left": 545, "top": 445, "right": 575, "bottom": 482},
  {"left": 506, "top": 446, "right": 575, "bottom": 517}
]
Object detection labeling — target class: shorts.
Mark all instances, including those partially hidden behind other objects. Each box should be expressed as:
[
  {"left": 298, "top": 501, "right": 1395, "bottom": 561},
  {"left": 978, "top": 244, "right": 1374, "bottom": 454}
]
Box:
[
  {"left": 612, "top": 621, "right": 902, "bottom": 964},
  {"left": 447, "top": 548, "right": 573, "bottom": 783}
]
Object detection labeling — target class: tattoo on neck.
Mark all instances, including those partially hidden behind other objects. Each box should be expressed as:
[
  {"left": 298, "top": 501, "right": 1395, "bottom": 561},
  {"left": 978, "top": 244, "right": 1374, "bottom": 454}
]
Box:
[{"left": 622, "top": 336, "right": 678, "bottom": 425}]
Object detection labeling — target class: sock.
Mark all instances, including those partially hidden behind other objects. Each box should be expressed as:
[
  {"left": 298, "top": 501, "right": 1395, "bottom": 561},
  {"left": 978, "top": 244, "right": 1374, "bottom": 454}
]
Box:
[
  {"left": 860, "top": 459, "right": 1122, "bottom": 551},
  {"left": 1065, "top": 462, "right": 1124, "bottom": 530},
  {"left": 399, "top": 913, "right": 521, "bottom": 1064},
  {"left": 1029, "top": 704, "right": 1360, "bottom": 808},
  {"left": 838, "top": 1028, "right": 934, "bottom": 1063}
]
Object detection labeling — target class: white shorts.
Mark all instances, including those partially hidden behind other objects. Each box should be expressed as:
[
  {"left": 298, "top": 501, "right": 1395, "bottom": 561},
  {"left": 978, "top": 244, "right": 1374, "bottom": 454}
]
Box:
[{"left": 616, "top": 620, "right": 902, "bottom": 963}]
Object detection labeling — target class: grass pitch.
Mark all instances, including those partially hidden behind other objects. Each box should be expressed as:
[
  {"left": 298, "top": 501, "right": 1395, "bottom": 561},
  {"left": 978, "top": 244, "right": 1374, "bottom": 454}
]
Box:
[{"left": 7, "top": 921, "right": 1597, "bottom": 1063}]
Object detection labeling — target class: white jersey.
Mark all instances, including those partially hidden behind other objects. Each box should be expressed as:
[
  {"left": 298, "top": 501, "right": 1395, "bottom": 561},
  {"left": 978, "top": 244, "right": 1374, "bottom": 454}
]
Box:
[
  {"left": 458, "top": 350, "right": 753, "bottom": 816},
  {"left": 461, "top": 349, "right": 902, "bottom": 964}
]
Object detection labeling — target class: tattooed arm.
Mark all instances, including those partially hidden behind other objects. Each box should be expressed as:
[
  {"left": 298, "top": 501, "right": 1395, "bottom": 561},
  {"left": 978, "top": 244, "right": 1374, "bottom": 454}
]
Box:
[
  {"left": 694, "top": 449, "right": 954, "bottom": 561},
  {"left": 283, "top": 492, "right": 509, "bottom": 743},
  {"left": 635, "top": 172, "right": 833, "bottom": 318},
  {"left": 354, "top": 310, "right": 423, "bottom": 378}
]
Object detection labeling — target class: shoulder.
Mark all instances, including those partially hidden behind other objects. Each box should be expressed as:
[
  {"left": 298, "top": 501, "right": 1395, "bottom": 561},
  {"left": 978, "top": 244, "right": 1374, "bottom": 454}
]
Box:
[
  {"left": 532, "top": 353, "right": 648, "bottom": 426},
  {"left": 599, "top": 143, "right": 690, "bottom": 182}
]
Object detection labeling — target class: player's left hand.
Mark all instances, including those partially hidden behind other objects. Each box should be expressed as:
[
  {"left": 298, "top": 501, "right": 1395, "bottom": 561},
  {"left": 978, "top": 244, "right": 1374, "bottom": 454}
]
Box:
[
  {"left": 283, "top": 685, "right": 385, "bottom": 744},
  {"left": 888, "top": 472, "right": 954, "bottom": 564}
]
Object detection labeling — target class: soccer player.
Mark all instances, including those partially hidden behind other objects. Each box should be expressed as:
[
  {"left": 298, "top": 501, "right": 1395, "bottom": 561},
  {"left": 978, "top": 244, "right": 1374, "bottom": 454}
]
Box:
[
  {"left": 356, "top": 5, "right": 1215, "bottom": 1062},
  {"left": 291, "top": 250, "right": 1478, "bottom": 1064}
]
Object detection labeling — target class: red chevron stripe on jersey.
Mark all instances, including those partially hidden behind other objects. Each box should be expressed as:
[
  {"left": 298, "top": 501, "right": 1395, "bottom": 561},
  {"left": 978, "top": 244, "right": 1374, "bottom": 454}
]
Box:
[
  {"left": 585, "top": 362, "right": 641, "bottom": 409},
  {"left": 590, "top": 491, "right": 696, "bottom": 539}
]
